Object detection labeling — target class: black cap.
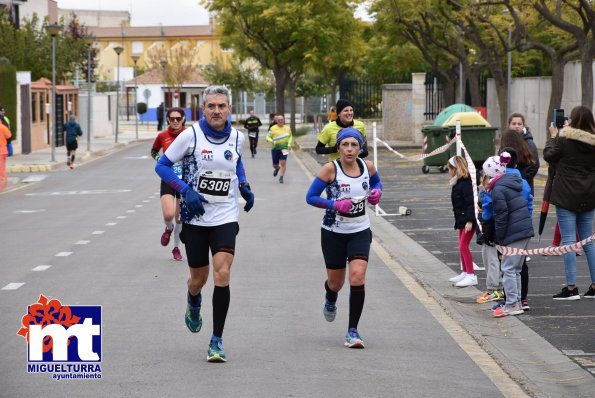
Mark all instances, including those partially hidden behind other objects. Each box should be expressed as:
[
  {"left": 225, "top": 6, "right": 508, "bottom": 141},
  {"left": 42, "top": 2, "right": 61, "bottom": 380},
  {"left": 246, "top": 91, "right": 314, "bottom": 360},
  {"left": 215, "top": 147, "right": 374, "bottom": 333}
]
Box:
[{"left": 336, "top": 99, "right": 353, "bottom": 114}]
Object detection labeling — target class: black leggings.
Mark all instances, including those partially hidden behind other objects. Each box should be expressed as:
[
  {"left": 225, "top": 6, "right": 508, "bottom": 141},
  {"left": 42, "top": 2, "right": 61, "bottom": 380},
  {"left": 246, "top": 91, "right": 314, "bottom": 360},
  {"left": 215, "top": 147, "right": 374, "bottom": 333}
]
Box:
[{"left": 249, "top": 135, "right": 258, "bottom": 154}]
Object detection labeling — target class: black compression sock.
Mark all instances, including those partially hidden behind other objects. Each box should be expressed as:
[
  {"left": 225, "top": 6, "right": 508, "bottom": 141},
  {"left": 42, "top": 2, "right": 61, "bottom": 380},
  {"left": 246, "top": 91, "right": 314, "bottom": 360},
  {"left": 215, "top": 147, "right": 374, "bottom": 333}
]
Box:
[
  {"left": 325, "top": 280, "right": 338, "bottom": 303},
  {"left": 188, "top": 291, "right": 202, "bottom": 307},
  {"left": 212, "top": 285, "right": 230, "bottom": 337},
  {"left": 348, "top": 284, "right": 365, "bottom": 330}
]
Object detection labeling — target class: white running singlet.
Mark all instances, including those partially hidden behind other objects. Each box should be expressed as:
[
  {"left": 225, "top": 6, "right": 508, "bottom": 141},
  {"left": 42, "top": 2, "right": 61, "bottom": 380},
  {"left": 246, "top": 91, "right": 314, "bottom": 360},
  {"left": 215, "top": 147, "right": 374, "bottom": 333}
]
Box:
[
  {"left": 322, "top": 158, "right": 371, "bottom": 233},
  {"left": 164, "top": 122, "right": 245, "bottom": 226}
]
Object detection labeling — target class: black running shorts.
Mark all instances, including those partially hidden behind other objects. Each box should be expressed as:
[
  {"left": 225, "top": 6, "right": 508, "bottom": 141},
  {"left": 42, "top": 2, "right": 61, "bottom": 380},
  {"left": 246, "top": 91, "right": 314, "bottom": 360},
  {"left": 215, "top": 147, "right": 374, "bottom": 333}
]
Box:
[
  {"left": 181, "top": 222, "right": 239, "bottom": 268},
  {"left": 320, "top": 227, "right": 372, "bottom": 269},
  {"left": 160, "top": 180, "right": 181, "bottom": 198}
]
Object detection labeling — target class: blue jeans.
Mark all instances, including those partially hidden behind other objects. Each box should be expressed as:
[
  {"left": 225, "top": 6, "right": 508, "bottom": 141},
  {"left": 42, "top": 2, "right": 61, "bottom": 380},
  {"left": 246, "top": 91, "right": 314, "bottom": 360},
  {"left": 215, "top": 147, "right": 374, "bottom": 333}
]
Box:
[{"left": 555, "top": 207, "right": 595, "bottom": 285}]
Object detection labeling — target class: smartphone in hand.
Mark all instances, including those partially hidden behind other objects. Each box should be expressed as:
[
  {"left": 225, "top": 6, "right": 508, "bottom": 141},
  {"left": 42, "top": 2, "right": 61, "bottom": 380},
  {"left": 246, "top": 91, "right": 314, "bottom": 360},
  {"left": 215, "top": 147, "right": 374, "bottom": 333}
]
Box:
[{"left": 554, "top": 109, "right": 565, "bottom": 129}]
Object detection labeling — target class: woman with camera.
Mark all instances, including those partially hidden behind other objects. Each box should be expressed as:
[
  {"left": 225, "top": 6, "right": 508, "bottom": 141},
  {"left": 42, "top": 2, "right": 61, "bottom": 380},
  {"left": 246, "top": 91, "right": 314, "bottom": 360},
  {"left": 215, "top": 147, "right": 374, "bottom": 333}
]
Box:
[{"left": 544, "top": 105, "right": 595, "bottom": 300}]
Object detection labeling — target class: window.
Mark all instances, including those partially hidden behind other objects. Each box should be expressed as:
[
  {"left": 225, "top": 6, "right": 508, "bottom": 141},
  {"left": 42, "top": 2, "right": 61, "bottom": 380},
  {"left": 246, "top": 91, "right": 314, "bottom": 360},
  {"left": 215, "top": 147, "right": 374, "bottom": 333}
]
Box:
[
  {"left": 40, "top": 93, "right": 45, "bottom": 122},
  {"left": 32, "top": 92, "right": 37, "bottom": 122}
]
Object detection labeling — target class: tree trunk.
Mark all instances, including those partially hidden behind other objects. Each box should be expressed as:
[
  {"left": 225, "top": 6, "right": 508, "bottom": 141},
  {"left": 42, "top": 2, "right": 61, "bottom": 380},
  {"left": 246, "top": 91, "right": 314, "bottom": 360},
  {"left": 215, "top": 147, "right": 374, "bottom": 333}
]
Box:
[
  {"left": 490, "top": 64, "right": 508, "bottom": 131},
  {"left": 288, "top": 80, "right": 297, "bottom": 134},
  {"left": 547, "top": 57, "right": 566, "bottom": 136},
  {"left": 468, "top": 65, "right": 482, "bottom": 107},
  {"left": 272, "top": 66, "right": 288, "bottom": 115},
  {"left": 580, "top": 44, "right": 594, "bottom": 108}
]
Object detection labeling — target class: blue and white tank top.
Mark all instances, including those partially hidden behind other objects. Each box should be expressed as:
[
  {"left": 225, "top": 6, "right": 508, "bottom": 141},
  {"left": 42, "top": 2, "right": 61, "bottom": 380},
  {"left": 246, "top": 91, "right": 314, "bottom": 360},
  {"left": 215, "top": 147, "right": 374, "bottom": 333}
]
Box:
[
  {"left": 165, "top": 121, "right": 244, "bottom": 226},
  {"left": 322, "top": 158, "right": 371, "bottom": 233}
]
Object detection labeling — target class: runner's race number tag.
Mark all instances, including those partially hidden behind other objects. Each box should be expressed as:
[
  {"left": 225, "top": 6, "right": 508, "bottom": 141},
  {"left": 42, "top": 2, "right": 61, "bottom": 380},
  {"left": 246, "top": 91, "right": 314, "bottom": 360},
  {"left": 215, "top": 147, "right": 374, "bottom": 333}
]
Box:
[
  {"left": 281, "top": 149, "right": 289, "bottom": 155},
  {"left": 172, "top": 163, "right": 183, "bottom": 179},
  {"left": 338, "top": 197, "right": 366, "bottom": 223},
  {"left": 198, "top": 170, "right": 232, "bottom": 202},
  {"left": 248, "top": 132, "right": 257, "bottom": 138}
]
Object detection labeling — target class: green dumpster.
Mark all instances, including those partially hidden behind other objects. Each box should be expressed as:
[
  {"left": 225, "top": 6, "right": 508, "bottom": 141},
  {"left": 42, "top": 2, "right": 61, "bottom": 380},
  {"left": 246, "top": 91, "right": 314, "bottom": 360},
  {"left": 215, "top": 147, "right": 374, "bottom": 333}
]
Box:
[
  {"left": 420, "top": 125, "right": 451, "bottom": 174},
  {"left": 448, "top": 125, "right": 498, "bottom": 169}
]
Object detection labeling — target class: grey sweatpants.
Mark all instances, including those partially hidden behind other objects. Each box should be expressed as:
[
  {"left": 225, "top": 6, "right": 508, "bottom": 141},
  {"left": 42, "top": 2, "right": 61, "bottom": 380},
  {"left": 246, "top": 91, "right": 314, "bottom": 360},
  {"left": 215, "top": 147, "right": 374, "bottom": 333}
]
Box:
[
  {"left": 482, "top": 244, "right": 501, "bottom": 290},
  {"left": 501, "top": 238, "right": 530, "bottom": 305}
]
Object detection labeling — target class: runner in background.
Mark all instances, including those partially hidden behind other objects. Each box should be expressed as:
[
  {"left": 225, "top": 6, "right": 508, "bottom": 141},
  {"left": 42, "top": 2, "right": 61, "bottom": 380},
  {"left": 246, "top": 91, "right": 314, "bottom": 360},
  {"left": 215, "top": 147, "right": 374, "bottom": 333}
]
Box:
[{"left": 151, "top": 107, "right": 186, "bottom": 261}]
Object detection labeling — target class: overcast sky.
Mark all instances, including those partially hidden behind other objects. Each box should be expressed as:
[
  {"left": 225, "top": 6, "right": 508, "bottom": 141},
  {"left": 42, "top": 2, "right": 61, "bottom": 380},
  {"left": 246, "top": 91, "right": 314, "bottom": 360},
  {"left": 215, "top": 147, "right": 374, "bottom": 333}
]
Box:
[{"left": 56, "top": 0, "right": 371, "bottom": 26}]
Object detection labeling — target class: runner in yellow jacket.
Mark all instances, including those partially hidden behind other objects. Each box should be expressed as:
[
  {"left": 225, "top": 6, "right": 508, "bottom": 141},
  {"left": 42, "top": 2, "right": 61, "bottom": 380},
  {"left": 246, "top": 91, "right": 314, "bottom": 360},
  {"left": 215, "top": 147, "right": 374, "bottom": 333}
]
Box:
[{"left": 266, "top": 114, "right": 293, "bottom": 184}]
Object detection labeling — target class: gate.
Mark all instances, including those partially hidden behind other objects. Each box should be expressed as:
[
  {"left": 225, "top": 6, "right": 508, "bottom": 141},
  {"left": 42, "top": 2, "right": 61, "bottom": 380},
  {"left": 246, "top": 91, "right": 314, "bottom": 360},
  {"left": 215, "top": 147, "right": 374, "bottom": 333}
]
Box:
[
  {"left": 339, "top": 76, "right": 397, "bottom": 119},
  {"left": 424, "top": 73, "right": 444, "bottom": 121}
]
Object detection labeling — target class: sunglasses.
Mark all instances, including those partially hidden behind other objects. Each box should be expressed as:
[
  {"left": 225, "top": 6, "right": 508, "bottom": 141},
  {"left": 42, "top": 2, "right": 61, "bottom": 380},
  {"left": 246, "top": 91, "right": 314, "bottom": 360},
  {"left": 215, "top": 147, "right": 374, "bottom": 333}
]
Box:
[{"left": 169, "top": 116, "right": 183, "bottom": 122}]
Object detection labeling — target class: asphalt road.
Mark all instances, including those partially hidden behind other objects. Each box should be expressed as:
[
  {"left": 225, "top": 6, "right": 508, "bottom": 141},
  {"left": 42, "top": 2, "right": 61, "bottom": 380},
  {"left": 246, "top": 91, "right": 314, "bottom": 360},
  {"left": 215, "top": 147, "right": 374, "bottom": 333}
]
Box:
[
  {"left": 308, "top": 147, "right": 595, "bottom": 375},
  {"left": 0, "top": 143, "right": 522, "bottom": 397}
]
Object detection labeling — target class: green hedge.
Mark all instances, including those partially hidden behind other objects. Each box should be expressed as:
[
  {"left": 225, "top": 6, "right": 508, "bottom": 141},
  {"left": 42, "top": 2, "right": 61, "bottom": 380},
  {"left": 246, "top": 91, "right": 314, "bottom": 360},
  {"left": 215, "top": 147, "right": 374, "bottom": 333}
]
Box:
[{"left": 0, "top": 61, "right": 17, "bottom": 141}]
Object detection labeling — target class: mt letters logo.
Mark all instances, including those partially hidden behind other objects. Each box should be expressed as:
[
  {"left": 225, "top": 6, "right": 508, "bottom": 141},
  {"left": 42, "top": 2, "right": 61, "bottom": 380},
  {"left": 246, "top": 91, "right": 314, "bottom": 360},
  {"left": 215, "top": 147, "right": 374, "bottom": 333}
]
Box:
[{"left": 17, "top": 295, "right": 102, "bottom": 380}]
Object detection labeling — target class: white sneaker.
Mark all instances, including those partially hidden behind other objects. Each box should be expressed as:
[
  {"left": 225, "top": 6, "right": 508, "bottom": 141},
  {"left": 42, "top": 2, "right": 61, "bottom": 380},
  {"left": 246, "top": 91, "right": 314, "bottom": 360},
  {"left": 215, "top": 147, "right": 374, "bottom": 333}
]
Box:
[
  {"left": 449, "top": 272, "right": 467, "bottom": 283},
  {"left": 455, "top": 274, "right": 478, "bottom": 287}
]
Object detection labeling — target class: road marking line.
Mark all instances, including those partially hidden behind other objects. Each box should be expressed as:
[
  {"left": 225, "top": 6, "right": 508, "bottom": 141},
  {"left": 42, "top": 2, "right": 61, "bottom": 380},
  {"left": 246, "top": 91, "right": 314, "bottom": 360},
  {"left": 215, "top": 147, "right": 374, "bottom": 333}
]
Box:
[
  {"left": 135, "top": 205, "right": 143, "bottom": 208},
  {"left": 2, "top": 282, "right": 25, "bottom": 290},
  {"left": 126, "top": 210, "right": 136, "bottom": 213},
  {"left": 117, "top": 216, "right": 127, "bottom": 219},
  {"left": 76, "top": 240, "right": 90, "bottom": 245},
  {"left": 55, "top": 252, "right": 72, "bottom": 257},
  {"left": 32, "top": 265, "right": 52, "bottom": 271},
  {"left": 142, "top": 200, "right": 150, "bottom": 203},
  {"left": 106, "top": 222, "right": 117, "bottom": 226},
  {"left": 92, "top": 231, "right": 105, "bottom": 235},
  {"left": 372, "top": 240, "right": 528, "bottom": 398}
]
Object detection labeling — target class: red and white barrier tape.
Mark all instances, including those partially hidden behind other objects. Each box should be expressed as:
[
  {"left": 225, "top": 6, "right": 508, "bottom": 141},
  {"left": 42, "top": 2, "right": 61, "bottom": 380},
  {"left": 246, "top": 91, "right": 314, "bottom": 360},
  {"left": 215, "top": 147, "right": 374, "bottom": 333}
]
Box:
[
  {"left": 497, "top": 234, "right": 595, "bottom": 256},
  {"left": 374, "top": 135, "right": 592, "bottom": 256},
  {"left": 374, "top": 136, "right": 458, "bottom": 162}
]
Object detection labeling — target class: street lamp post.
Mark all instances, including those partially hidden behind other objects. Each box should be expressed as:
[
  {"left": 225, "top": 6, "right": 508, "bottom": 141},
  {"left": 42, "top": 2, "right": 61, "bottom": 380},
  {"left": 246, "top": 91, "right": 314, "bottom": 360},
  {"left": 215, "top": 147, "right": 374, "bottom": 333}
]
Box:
[
  {"left": 84, "top": 35, "right": 93, "bottom": 153},
  {"left": 131, "top": 54, "right": 140, "bottom": 140},
  {"left": 160, "top": 59, "right": 168, "bottom": 124},
  {"left": 113, "top": 46, "right": 124, "bottom": 143},
  {"left": 45, "top": 23, "right": 62, "bottom": 162}
]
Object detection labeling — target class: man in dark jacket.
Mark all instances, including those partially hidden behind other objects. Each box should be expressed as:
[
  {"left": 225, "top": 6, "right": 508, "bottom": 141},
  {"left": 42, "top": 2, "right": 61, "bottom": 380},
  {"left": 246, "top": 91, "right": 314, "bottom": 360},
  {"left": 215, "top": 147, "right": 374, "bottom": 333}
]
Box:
[
  {"left": 243, "top": 110, "right": 262, "bottom": 158},
  {"left": 157, "top": 102, "right": 165, "bottom": 131},
  {"left": 63, "top": 115, "right": 83, "bottom": 169}
]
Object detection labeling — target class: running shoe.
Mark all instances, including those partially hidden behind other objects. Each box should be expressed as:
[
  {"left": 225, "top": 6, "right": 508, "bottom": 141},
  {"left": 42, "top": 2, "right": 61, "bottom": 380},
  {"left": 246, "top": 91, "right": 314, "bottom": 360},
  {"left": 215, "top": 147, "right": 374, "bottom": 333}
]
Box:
[
  {"left": 344, "top": 328, "right": 365, "bottom": 348},
  {"left": 161, "top": 227, "right": 173, "bottom": 246},
  {"left": 476, "top": 290, "right": 504, "bottom": 304},
  {"left": 491, "top": 301, "right": 504, "bottom": 311},
  {"left": 584, "top": 285, "right": 595, "bottom": 299},
  {"left": 279, "top": 176, "right": 284, "bottom": 184},
  {"left": 521, "top": 299, "right": 530, "bottom": 311},
  {"left": 493, "top": 302, "right": 523, "bottom": 318},
  {"left": 69, "top": 163, "right": 75, "bottom": 169},
  {"left": 323, "top": 299, "right": 337, "bottom": 322},
  {"left": 273, "top": 167, "right": 280, "bottom": 177},
  {"left": 172, "top": 247, "right": 183, "bottom": 261},
  {"left": 207, "top": 336, "right": 227, "bottom": 362},
  {"left": 185, "top": 302, "right": 202, "bottom": 333},
  {"left": 553, "top": 286, "right": 580, "bottom": 300}
]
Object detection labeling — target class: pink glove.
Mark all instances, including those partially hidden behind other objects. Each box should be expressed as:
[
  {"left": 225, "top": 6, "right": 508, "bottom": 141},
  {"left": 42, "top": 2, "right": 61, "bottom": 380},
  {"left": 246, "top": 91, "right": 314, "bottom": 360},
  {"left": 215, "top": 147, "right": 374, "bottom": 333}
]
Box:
[
  {"left": 333, "top": 199, "right": 353, "bottom": 214},
  {"left": 368, "top": 189, "right": 382, "bottom": 205}
]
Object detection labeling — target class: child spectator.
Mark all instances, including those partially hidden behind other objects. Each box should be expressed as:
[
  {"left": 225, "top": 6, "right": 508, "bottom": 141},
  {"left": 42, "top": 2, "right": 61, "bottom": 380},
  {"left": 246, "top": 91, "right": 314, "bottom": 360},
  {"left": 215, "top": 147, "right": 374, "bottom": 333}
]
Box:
[
  {"left": 482, "top": 150, "right": 534, "bottom": 317},
  {"left": 476, "top": 172, "right": 504, "bottom": 303},
  {"left": 447, "top": 156, "right": 478, "bottom": 287}
]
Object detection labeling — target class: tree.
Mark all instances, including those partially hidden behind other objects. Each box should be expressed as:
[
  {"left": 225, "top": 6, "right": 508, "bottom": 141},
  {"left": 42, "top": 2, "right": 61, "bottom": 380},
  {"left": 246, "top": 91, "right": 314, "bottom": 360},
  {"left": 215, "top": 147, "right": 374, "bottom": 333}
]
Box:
[
  {"left": 145, "top": 43, "right": 199, "bottom": 91},
  {"left": 0, "top": 11, "right": 92, "bottom": 82},
  {"left": 534, "top": 0, "right": 595, "bottom": 109},
  {"left": 204, "top": 0, "right": 363, "bottom": 127},
  {"left": 202, "top": 55, "right": 260, "bottom": 120}
]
